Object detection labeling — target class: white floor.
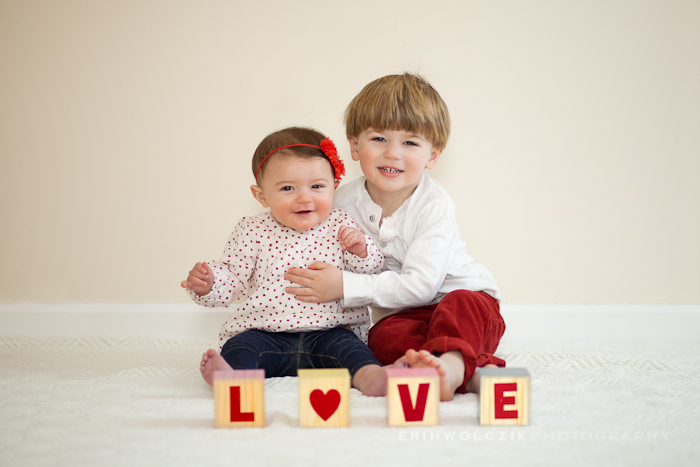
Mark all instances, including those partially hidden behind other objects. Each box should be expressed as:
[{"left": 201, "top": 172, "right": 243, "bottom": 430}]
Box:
[{"left": 1, "top": 305, "right": 699, "bottom": 467}]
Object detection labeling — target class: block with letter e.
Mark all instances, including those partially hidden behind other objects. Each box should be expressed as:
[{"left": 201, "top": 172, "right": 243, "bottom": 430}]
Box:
[
  {"left": 213, "top": 369, "right": 265, "bottom": 428},
  {"left": 298, "top": 368, "right": 351, "bottom": 428},
  {"left": 478, "top": 367, "right": 530, "bottom": 425},
  {"left": 385, "top": 367, "right": 440, "bottom": 427}
]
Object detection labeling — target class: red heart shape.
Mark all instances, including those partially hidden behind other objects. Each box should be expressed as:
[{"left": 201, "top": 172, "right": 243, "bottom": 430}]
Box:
[{"left": 309, "top": 389, "right": 341, "bottom": 421}]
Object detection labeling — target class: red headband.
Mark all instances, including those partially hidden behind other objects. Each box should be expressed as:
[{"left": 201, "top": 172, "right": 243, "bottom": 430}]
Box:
[{"left": 255, "top": 137, "right": 345, "bottom": 182}]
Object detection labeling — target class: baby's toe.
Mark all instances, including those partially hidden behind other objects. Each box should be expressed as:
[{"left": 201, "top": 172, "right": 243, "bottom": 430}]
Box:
[{"left": 393, "top": 355, "right": 409, "bottom": 367}]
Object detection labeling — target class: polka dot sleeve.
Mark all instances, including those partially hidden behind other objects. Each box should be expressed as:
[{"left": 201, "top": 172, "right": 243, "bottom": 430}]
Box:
[
  {"left": 186, "top": 217, "right": 259, "bottom": 308},
  {"left": 341, "top": 217, "right": 385, "bottom": 275}
]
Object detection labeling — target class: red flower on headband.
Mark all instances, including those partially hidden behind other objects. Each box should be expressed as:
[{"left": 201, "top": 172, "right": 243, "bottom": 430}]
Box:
[{"left": 320, "top": 137, "right": 345, "bottom": 180}]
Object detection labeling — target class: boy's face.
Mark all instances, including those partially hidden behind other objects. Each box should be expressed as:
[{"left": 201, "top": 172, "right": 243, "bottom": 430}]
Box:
[
  {"left": 251, "top": 154, "right": 338, "bottom": 231},
  {"left": 348, "top": 129, "right": 442, "bottom": 201}
]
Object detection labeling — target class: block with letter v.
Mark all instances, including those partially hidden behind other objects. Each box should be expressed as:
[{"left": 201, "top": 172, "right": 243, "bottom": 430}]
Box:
[{"left": 385, "top": 367, "right": 439, "bottom": 426}]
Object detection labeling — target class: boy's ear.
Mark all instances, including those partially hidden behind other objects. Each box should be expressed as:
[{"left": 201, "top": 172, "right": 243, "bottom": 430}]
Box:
[
  {"left": 347, "top": 136, "right": 360, "bottom": 161},
  {"left": 425, "top": 148, "right": 443, "bottom": 169},
  {"left": 250, "top": 185, "right": 268, "bottom": 208}
]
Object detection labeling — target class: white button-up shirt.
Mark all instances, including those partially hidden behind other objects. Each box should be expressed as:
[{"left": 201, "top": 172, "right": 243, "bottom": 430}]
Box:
[{"left": 334, "top": 174, "right": 500, "bottom": 323}]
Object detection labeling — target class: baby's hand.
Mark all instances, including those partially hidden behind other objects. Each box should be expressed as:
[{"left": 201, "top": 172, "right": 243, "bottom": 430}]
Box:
[
  {"left": 180, "top": 262, "right": 214, "bottom": 296},
  {"left": 337, "top": 225, "right": 367, "bottom": 258}
]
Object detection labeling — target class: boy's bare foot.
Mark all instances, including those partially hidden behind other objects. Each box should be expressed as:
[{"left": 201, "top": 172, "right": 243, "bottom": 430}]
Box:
[
  {"left": 200, "top": 349, "right": 234, "bottom": 386},
  {"left": 405, "top": 349, "right": 464, "bottom": 401},
  {"left": 352, "top": 364, "right": 387, "bottom": 397},
  {"left": 404, "top": 349, "right": 500, "bottom": 399},
  {"left": 464, "top": 363, "right": 498, "bottom": 393}
]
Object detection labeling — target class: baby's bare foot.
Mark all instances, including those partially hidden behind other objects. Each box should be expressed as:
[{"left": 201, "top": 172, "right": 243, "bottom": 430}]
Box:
[
  {"left": 404, "top": 349, "right": 464, "bottom": 401},
  {"left": 352, "top": 364, "right": 387, "bottom": 397},
  {"left": 391, "top": 354, "right": 410, "bottom": 368},
  {"left": 200, "top": 349, "right": 233, "bottom": 386},
  {"left": 351, "top": 355, "right": 418, "bottom": 397}
]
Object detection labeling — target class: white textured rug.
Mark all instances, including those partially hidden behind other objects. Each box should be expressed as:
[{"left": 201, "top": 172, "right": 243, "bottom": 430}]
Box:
[{"left": 1, "top": 335, "right": 698, "bottom": 466}]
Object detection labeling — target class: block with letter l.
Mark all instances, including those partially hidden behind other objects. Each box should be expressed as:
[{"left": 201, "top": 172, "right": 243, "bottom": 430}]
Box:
[
  {"left": 478, "top": 367, "right": 530, "bottom": 425},
  {"left": 213, "top": 369, "right": 265, "bottom": 428}
]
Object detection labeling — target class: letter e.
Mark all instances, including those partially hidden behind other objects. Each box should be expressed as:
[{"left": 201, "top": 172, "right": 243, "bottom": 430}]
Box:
[{"left": 494, "top": 382, "right": 518, "bottom": 419}]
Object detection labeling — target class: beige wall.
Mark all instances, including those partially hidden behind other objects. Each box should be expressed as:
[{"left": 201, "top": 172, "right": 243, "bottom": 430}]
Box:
[{"left": 1, "top": 0, "right": 698, "bottom": 304}]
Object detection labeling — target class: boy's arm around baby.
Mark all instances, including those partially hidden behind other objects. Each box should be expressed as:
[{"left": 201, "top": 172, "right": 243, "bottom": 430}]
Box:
[
  {"left": 283, "top": 217, "right": 384, "bottom": 304},
  {"left": 285, "top": 203, "right": 453, "bottom": 306},
  {"left": 341, "top": 197, "right": 479, "bottom": 310}
]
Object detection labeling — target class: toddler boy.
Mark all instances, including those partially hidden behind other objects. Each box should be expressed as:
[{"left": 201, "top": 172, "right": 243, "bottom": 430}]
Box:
[{"left": 285, "top": 74, "right": 505, "bottom": 400}]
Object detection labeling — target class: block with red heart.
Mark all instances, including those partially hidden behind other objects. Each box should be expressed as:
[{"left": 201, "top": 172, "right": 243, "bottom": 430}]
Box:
[{"left": 298, "top": 368, "right": 350, "bottom": 428}]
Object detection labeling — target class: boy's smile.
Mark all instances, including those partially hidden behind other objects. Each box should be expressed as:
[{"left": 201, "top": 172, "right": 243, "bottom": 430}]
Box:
[
  {"left": 251, "top": 154, "right": 338, "bottom": 231},
  {"left": 348, "top": 129, "right": 442, "bottom": 208},
  {"left": 378, "top": 166, "right": 403, "bottom": 176}
]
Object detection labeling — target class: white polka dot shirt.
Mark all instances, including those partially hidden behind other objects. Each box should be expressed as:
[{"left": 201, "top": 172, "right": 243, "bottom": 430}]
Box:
[{"left": 187, "top": 209, "right": 385, "bottom": 348}]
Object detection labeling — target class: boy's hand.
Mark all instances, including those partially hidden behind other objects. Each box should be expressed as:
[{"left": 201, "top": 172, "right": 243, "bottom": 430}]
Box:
[
  {"left": 180, "top": 262, "right": 214, "bottom": 296},
  {"left": 337, "top": 225, "right": 368, "bottom": 258},
  {"left": 284, "top": 262, "right": 343, "bottom": 303}
]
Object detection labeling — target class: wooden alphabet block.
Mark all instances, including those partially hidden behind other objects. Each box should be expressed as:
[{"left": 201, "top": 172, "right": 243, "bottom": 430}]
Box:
[
  {"left": 478, "top": 367, "right": 530, "bottom": 426},
  {"left": 213, "top": 369, "right": 265, "bottom": 428},
  {"left": 298, "top": 368, "right": 350, "bottom": 428},
  {"left": 385, "top": 367, "right": 440, "bottom": 427}
]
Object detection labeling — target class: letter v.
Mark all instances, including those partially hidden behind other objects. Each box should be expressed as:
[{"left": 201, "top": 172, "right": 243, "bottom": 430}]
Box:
[{"left": 397, "top": 383, "right": 430, "bottom": 422}]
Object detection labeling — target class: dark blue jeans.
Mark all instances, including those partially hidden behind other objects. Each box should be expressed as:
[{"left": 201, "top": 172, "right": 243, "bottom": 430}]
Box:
[{"left": 220, "top": 327, "right": 381, "bottom": 378}]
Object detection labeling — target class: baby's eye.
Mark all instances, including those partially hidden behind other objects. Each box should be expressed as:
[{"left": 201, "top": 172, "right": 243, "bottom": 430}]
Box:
[
  {"left": 280, "top": 186, "right": 294, "bottom": 191},
  {"left": 311, "top": 184, "right": 325, "bottom": 189}
]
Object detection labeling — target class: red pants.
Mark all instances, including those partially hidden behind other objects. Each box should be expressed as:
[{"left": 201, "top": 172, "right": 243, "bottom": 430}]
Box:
[{"left": 368, "top": 290, "right": 506, "bottom": 393}]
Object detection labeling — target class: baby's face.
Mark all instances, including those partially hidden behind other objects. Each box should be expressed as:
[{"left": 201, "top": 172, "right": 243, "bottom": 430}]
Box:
[{"left": 254, "top": 154, "right": 337, "bottom": 231}]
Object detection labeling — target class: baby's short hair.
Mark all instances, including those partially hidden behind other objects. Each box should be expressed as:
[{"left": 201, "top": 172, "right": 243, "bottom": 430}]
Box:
[
  {"left": 344, "top": 73, "right": 451, "bottom": 151},
  {"left": 252, "top": 127, "right": 328, "bottom": 181}
]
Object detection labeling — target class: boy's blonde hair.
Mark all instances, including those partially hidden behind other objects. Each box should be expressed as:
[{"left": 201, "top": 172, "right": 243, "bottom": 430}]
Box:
[{"left": 344, "top": 73, "right": 451, "bottom": 151}]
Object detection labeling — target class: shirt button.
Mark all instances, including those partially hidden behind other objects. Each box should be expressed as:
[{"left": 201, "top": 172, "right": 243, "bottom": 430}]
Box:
[
  {"left": 369, "top": 215, "right": 376, "bottom": 222},
  {"left": 380, "top": 242, "right": 387, "bottom": 248}
]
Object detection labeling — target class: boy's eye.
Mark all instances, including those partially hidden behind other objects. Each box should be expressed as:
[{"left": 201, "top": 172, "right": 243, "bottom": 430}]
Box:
[
  {"left": 371, "top": 137, "right": 386, "bottom": 142},
  {"left": 404, "top": 141, "right": 419, "bottom": 146}
]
